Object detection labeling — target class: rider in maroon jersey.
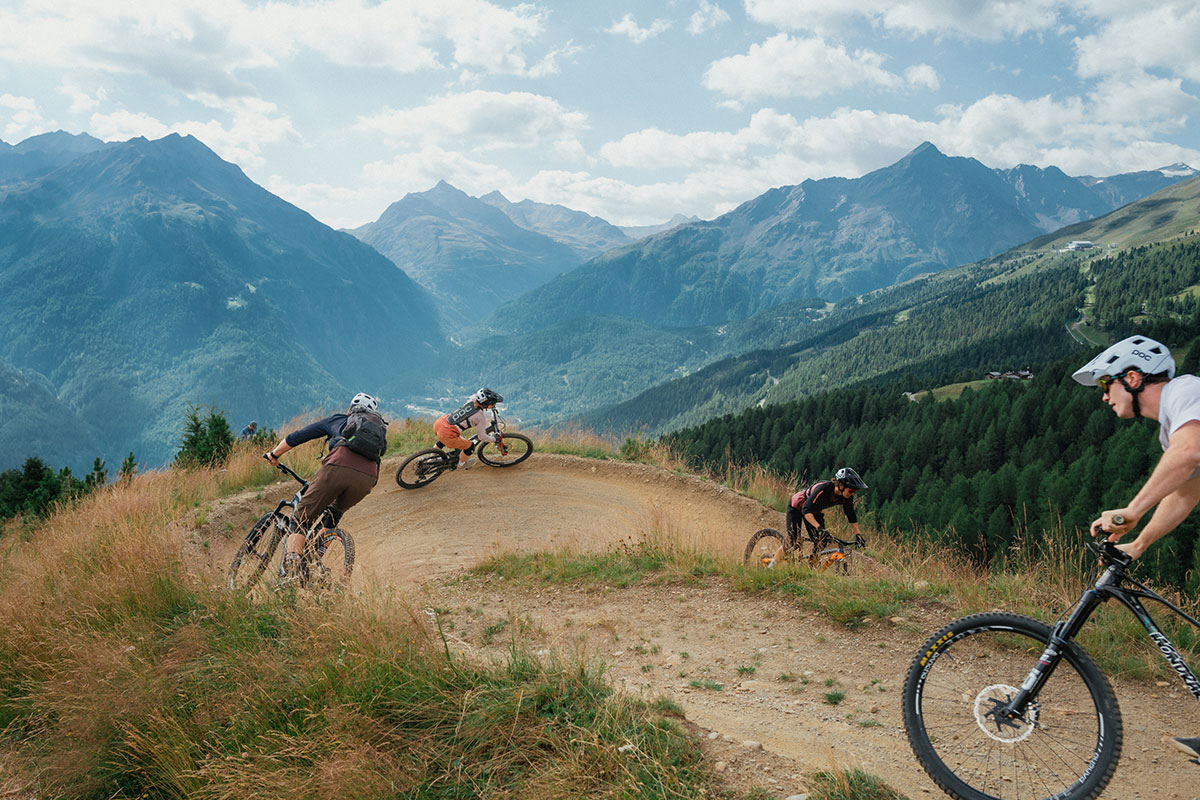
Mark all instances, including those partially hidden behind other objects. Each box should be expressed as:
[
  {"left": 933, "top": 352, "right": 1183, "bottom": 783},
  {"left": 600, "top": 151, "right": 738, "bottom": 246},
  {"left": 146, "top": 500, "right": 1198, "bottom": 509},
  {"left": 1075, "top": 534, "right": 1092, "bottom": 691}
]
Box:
[{"left": 768, "top": 466, "right": 867, "bottom": 567}]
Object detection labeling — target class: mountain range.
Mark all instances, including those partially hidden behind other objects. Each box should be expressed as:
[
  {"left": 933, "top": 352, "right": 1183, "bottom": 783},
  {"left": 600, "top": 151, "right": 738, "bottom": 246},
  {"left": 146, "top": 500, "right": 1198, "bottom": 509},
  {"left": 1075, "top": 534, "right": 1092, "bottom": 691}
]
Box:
[
  {"left": 0, "top": 132, "right": 443, "bottom": 469},
  {"left": 481, "top": 143, "right": 1197, "bottom": 335},
  {"left": 3, "top": 130, "right": 1197, "bottom": 470},
  {"left": 348, "top": 182, "right": 630, "bottom": 325},
  {"left": 582, "top": 174, "right": 1200, "bottom": 436}
]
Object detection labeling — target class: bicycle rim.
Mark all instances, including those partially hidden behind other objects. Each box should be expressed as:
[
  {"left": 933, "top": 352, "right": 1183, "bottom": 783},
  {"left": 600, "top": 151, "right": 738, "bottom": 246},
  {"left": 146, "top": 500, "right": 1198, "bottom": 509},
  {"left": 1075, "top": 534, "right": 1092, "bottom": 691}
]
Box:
[
  {"left": 396, "top": 449, "right": 449, "bottom": 488},
  {"left": 477, "top": 433, "right": 533, "bottom": 467},
  {"left": 228, "top": 513, "right": 285, "bottom": 592},
  {"left": 743, "top": 528, "right": 788, "bottom": 567},
  {"left": 903, "top": 612, "right": 1122, "bottom": 800},
  {"left": 309, "top": 528, "right": 355, "bottom": 590}
]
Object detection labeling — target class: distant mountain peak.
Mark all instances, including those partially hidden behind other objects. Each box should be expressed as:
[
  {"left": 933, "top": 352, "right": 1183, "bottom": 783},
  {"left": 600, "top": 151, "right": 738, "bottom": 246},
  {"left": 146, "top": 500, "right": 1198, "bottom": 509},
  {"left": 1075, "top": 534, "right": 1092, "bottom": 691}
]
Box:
[{"left": 1159, "top": 163, "right": 1198, "bottom": 178}]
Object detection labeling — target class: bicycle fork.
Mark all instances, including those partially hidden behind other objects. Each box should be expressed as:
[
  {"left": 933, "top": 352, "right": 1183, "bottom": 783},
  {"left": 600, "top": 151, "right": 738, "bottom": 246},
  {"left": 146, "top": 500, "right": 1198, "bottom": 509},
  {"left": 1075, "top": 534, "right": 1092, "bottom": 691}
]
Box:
[{"left": 991, "top": 579, "right": 1116, "bottom": 729}]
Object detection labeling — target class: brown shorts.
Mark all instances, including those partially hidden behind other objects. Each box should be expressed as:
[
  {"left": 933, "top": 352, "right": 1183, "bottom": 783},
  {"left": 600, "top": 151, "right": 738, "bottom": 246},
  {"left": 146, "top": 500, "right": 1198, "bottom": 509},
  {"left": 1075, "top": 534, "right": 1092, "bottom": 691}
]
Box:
[{"left": 294, "top": 463, "right": 377, "bottom": 531}]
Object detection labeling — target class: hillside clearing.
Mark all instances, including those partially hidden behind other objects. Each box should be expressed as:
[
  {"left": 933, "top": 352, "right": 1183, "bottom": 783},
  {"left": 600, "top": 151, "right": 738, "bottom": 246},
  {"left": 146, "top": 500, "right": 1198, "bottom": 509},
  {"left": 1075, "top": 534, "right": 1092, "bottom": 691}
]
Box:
[{"left": 195, "top": 453, "right": 1199, "bottom": 800}]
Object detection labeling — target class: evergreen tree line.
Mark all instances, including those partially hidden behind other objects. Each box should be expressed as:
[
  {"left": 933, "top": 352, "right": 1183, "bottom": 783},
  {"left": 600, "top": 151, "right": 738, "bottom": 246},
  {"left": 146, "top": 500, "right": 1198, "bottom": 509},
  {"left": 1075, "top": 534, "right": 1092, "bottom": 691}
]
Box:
[
  {"left": 0, "top": 453, "right": 135, "bottom": 523},
  {"left": 0, "top": 404, "right": 273, "bottom": 528},
  {"left": 666, "top": 346, "right": 1200, "bottom": 595},
  {"left": 1091, "top": 241, "right": 1200, "bottom": 327}
]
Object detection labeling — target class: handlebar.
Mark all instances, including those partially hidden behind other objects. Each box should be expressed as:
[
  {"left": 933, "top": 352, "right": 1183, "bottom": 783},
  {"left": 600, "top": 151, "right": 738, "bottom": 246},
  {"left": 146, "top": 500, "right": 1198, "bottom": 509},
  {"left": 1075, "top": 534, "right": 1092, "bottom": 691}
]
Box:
[
  {"left": 818, "top": 532, "right": 866, "bottom": 548},
  {"left": 263, "top": 453, "right": 309, "bottom": 488}
]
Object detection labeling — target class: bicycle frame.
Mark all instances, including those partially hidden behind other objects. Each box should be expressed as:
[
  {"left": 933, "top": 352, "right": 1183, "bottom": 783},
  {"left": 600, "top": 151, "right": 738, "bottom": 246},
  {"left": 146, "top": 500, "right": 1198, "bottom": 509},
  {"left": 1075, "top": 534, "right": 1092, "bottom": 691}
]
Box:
[
  {"left": 265, "top": 461, "right": 339, "bottom": 568},
  {"left": 271, "top": 461, "right": 309, "bottom": 517},
  {"left": 998, "top": 542, "right": 1200, "bottom": 726}
]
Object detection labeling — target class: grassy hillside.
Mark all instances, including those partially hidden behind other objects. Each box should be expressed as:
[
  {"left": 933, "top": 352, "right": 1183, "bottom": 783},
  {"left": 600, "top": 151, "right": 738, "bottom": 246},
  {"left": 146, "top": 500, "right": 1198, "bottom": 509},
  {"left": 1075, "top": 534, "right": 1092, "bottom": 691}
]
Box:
[
  {"left": 2, "top": 425, "right": 1196, "bottom": 798},
  {"left": 1024, "top": 174, "right": 1200, "bottom": 251}
]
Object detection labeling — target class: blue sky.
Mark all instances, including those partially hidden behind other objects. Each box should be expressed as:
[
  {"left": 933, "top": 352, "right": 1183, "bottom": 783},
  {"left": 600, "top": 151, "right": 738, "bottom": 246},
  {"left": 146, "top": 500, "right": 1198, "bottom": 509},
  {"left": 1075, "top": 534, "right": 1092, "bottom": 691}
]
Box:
[{"left": 1, "top": 1, "right": 1198, "bottom": 228}]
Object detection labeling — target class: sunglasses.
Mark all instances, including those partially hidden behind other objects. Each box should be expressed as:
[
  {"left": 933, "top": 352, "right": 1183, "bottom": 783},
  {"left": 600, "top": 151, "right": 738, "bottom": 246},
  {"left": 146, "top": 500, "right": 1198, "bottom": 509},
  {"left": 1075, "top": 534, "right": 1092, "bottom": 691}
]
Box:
[{"left": 1097, "top": 369, "right": 1137, "bottom": 393}]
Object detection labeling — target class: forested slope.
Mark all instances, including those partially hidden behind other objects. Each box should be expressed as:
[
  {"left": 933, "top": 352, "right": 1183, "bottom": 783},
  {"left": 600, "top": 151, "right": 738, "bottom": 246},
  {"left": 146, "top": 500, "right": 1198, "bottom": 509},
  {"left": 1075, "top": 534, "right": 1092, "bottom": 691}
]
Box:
[{"left": 665, "top": 238, "right": 1200, "bottom": 593}]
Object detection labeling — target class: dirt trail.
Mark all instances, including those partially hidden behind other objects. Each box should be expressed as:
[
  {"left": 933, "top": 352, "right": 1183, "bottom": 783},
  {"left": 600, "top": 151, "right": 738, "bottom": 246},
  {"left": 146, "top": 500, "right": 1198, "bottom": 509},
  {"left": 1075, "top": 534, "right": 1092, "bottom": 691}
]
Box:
[{"left": 202, "top": 453, "right": 1198, "bottom": 800}]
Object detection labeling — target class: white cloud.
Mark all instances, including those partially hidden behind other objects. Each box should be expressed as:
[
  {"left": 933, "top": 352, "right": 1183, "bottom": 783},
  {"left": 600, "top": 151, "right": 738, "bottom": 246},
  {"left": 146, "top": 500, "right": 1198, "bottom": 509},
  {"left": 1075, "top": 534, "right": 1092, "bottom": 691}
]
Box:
[
  {"left": 704, "top": 35, "right": 907, "bottom": 100},
  {"left": 88, "top": 97, "right": 298, "bottom": 169},
  {"left": 0, "top": 94, "right": 51, "bottom": 141},
  {"left": 905, "top": 63, "right": 940, "bottom": 91},
  {"left": 931, "top": 91, "right": 1200, "bottom": 175},
  {"left": 0, "top": 0, "right": 555, "bottom": 107},
  {"left": 743, "top": 0, "right": 1063, "bottom": 39},
  {"left": 361, "top": 146, "right": 516, "bottom": 198},
  {"left": 1074, "top": 4, "right": 1200, "bottom": 83},
  {"left": 355, "top": 91, "right": 588, "bottom": 152},
  {"left": 606, "top": 13, "right": 672, "bottom": 44},
  {"left": 688, "top": 1, "right": 731, "bottom": 35},
  {"left": 56, "top": 79, "right": 107, "bottom": 114}
]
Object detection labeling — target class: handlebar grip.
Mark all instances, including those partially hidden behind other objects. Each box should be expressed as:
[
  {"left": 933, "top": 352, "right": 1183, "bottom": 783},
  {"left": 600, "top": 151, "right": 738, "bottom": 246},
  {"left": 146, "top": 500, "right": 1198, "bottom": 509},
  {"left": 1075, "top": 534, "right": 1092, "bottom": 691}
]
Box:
[{"left": 1112, "top": 513, "right": 1125, "bottom": 525}]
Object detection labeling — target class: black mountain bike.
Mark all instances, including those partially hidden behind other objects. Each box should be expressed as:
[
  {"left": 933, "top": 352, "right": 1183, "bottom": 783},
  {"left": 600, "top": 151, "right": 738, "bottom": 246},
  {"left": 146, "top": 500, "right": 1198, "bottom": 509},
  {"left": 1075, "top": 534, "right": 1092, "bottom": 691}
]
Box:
[
  {"left": 902, "top": 539, "right": 1200, "bottom": 800},
  {"left": 743, "top": 526, "right": 865, "bottom": 573},
  {"left": 395, "top": 413, "right": 533, "bottom": 489},
  {"left": 227, "top": 460, "right": 355, "bottom": 592}
]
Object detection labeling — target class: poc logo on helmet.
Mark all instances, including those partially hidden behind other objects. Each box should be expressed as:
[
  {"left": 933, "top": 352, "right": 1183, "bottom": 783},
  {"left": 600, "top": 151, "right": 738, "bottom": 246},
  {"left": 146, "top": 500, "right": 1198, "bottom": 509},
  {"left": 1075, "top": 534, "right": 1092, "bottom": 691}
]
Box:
[{"left": 1131, "top": 349, "right": 1154, "bottom": 361}]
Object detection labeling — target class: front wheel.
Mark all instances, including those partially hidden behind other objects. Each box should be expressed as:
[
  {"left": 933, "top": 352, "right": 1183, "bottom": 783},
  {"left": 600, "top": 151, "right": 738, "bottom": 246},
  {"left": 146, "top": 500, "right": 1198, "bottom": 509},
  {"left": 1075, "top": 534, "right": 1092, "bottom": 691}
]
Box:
[
  {"left": 743, "top": 527, "right": 789, "bottom": 567},
  {"left": 396, "top": 448, "right": 451, "bottom": 489},
  {"left": 477, "top": 433, "right": 533, "bottom": 467},
  {"left": 902, "top": 612, "right": 1122, "bottom": 800},
  {"left": 228, "top": 513, "right": 287, "bottom": 591}
]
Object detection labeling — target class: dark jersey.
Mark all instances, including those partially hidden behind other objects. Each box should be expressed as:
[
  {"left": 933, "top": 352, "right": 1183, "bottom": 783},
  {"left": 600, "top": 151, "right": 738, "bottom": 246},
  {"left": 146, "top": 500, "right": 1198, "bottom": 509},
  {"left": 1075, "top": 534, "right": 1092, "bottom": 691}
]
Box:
[
  {"left": 795, "top": 480, "right": 858, "bottom": 525},
  {"left": 284, "top": 414, "right": 378, "bottom": 478}
]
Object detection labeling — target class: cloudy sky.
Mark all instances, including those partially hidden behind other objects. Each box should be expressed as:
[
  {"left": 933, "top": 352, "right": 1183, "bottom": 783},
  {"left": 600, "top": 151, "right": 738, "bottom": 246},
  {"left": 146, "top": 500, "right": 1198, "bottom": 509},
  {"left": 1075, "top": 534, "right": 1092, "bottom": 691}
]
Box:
[{"left": 1, "top": 0, "right": 1198, "bottom": 228}]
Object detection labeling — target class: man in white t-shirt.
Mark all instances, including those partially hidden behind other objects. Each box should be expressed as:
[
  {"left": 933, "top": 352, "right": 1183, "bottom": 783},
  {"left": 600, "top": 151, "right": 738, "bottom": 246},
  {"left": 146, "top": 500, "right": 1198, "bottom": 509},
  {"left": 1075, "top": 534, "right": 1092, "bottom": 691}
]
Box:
[{"left": 1073, "top": 334, "right": 1200, "bottom": 764}]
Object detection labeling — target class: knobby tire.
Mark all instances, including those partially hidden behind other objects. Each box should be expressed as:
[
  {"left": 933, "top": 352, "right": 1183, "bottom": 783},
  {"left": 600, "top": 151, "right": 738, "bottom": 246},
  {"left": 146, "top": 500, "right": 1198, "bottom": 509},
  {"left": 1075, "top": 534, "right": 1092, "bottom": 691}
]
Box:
[
  {"left": 396, "top": 448, "right": 451, "bottom": 489},
  {"left": 902, "top": 612, "right": 1122, "bottom": 800},
  {"left": 228, "top": 512, "right": 286, "bottom": 591},
  {"left": 308, "top": 527, "right": 355, "bottom": 590},
  {"left": 743, "top": 527, "right": 789, "bottom": 567},
  {"left": 477, "top": 433, "right": 533, "bottom": 467}
]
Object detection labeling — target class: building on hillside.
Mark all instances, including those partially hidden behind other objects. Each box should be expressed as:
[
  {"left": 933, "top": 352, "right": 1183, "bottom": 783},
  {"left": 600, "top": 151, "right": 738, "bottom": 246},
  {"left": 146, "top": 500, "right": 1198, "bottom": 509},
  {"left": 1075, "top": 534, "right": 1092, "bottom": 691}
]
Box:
[
  {"left": 1065, "top": 240, "right": 1095, "bottom": 251},
  {"left": 984, "top": 369, "right": 1034, "bottom": 380}
]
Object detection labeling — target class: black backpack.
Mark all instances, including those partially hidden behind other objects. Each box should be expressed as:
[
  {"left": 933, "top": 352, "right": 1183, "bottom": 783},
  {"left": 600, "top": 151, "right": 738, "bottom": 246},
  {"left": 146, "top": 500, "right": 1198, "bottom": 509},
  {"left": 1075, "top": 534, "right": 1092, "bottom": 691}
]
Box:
[{"left": 340, "top": 410, "right": 388, "bottom": 461}]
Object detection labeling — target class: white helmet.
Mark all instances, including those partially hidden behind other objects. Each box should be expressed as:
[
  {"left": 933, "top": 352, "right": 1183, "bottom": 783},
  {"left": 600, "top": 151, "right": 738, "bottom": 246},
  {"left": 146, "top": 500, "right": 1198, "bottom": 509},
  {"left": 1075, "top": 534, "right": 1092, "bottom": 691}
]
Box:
[
  {"left": 1071, "top": 336, "right": 1175, "bottom": 386},
  {"left": 349, "top": 392, "right": 379, "bottom": 413},
  {"left": 472, "top": 387, "right": 503, "bottom": 406}
]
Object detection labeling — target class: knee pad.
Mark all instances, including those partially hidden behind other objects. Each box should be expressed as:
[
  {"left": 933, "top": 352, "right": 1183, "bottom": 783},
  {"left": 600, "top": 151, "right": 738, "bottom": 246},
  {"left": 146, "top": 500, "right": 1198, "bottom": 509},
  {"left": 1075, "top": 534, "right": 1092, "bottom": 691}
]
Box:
[{"left": 464, "top": 443, "right": 476, "bottom": 456}]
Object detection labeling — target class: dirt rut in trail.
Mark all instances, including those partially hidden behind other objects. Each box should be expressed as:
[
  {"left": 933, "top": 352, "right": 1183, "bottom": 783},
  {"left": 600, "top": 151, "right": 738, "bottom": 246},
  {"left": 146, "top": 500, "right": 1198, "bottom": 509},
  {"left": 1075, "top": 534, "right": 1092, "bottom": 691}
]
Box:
[{"left": 202, "top": 453, "right": 1199, "bottom": 800}]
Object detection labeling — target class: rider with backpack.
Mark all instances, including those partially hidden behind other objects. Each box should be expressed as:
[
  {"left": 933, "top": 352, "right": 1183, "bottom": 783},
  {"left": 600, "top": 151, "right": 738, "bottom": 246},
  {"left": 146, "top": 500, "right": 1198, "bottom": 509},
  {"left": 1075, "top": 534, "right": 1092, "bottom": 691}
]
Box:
[
  {"left": 265, "top": 392, "right": 388, "bottom": 580},
  {"left": 767, "top": 466, "right": 868, "bottom": 567}
]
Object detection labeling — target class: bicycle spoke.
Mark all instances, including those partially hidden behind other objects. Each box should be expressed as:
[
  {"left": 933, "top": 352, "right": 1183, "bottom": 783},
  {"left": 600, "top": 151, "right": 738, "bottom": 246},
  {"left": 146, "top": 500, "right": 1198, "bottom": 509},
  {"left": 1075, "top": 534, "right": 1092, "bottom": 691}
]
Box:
[{"left": 904, "top": 613, "right": 1121, "bottom": 800}]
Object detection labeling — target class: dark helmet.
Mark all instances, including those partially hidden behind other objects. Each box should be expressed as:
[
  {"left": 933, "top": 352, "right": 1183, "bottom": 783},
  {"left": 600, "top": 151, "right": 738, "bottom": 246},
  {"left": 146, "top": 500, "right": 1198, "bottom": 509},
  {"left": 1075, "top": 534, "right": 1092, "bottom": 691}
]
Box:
[
  {"left": 473, "top": 387, "right": 503, "bottom": 406},
  {"left": 834, "top": 466, "right": 867, "bottom": 490}
]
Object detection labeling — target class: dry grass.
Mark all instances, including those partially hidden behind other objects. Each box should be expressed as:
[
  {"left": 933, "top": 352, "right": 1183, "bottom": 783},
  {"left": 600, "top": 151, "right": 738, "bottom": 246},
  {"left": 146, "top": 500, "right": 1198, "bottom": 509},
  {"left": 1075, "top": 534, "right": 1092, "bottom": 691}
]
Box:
[{"left": 0, "top": 428, "right": 713, "bottom": 800}]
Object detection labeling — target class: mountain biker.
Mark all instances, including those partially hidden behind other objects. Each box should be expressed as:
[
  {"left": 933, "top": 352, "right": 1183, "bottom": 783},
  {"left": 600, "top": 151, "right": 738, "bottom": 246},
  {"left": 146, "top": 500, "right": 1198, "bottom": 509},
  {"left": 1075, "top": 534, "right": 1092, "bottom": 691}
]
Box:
[
  {"left": 768, "top": 466, "right": 868, "bottom": 567},
  {"left": 1073, "top": 334, "right": 1200, "bottom": 765},
  {"left": 264, "top": 392, "right": 386, "bottom": 581},
  {"left": 434, "top": 388, "right": 502, "bottom": 470}
]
